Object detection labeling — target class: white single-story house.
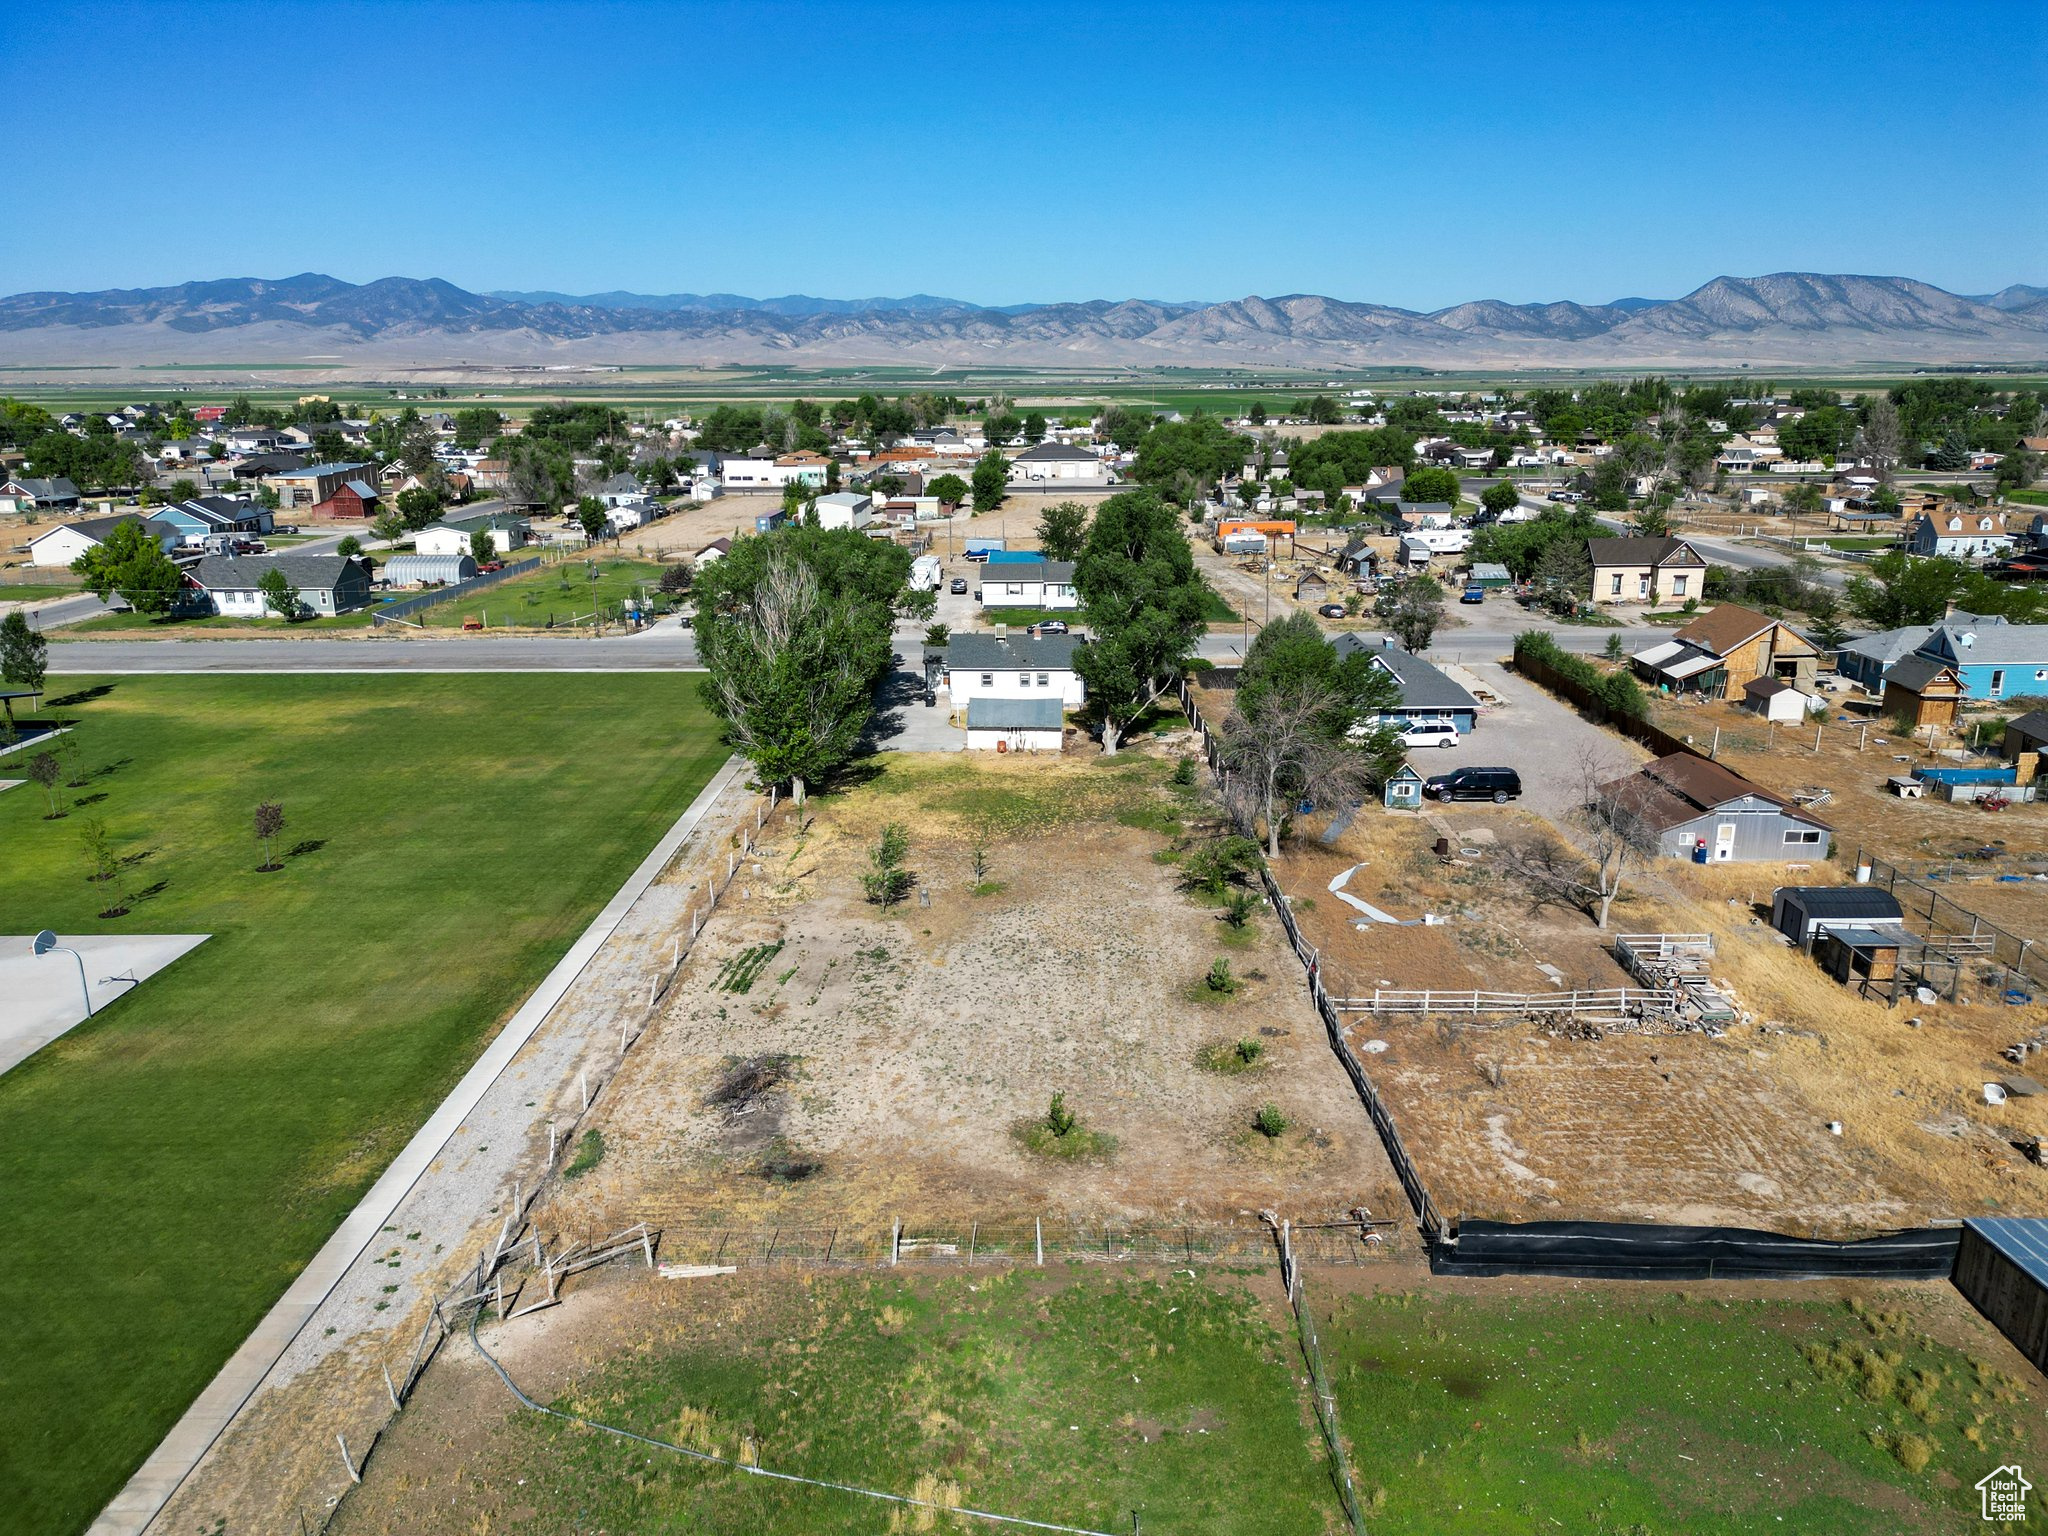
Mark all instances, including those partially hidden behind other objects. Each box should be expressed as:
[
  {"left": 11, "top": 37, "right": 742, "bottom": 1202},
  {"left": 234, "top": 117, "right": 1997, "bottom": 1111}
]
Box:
[
  {"left": 717, "top": 454, "right": 831, "bottom": 490},
  {"left": 965, "top": 696, "right": 1065, "bottom": 751},
  {"left": 693, "top": 537, "right": 732, "bottom": 566},
  {"left": 414, "top": 514, "right": 529, "bottom": 557},
  {"left": 25, "top": 512, "right": 177, "bottom": 568},
  {"left": 944, "top": 632, "right": 1086, "bottom": 709},
  {"left": 812, "top": 492, "right": 873, "bottom": 531},
  {"left": 185, "top": 554, "right": 374, "bottom": 617},
  {"left": 978, "top": 558, "right": 1078, "bottom": 611},
  {"left": 1007, "top": 442, "right": 1110, "bottom": 482}
]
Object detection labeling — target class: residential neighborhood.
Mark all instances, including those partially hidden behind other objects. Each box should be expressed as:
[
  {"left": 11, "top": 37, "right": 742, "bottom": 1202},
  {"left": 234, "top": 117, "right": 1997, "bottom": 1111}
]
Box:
[{"left": 5, "top": 7, "right": 2048, "bottom": 1536}]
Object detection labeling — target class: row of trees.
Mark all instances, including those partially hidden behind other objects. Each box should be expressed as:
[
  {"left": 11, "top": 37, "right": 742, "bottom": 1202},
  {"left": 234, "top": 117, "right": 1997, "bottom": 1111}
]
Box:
[{"left": 695, "top": 488, "right": 1222, "bottom": 797}]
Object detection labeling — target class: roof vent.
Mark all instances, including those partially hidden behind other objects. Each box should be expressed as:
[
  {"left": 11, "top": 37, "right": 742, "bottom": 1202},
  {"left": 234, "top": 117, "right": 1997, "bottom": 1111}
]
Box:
[{"left": 1961, "top": 633, "right": 1975, "bottom": 648}]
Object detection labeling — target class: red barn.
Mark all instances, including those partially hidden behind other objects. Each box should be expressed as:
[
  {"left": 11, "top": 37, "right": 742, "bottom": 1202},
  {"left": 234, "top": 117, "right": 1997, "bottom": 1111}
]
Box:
[{"left": 312, "top": 477, "right": 381, "bottom": 519}]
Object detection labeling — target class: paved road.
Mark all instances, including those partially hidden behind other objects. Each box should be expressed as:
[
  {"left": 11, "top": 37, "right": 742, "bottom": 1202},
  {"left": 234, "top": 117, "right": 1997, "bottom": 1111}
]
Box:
[{"left": 23, "top": 592, "right": 115, "bottom": 630}]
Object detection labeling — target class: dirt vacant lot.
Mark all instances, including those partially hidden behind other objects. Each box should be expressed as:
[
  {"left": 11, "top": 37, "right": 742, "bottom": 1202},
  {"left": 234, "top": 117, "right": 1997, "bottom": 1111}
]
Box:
[{"left": 543, "top": 749, "right": 1405, "bottom": 1250}]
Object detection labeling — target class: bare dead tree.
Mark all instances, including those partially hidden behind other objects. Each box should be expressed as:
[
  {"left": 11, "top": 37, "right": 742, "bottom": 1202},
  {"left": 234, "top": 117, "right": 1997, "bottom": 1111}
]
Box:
[
  {"left": 1217, "top": 679, "right": 1376, "bottom": 858},
  {"left": 1495, "top": 746, "right": 1660, "bottom": 929}
]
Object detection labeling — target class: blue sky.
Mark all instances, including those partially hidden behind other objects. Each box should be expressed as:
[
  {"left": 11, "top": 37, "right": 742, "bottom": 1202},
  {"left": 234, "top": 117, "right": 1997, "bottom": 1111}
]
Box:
[{"left": 2, "top": 0, "right": 2042, "bottom": 307}]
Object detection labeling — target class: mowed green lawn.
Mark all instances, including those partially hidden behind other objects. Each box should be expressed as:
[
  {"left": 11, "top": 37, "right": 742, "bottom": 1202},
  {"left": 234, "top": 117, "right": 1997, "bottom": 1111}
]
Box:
[
  {"left": 416, "top": 555, "right": 669, "bottom": 630},
  {"left": 0, "top": 674, "right": 730, "bottom": 1536},
  {"left": 1320, "top": 1285, "right": 2045, "bottom": 1535}
]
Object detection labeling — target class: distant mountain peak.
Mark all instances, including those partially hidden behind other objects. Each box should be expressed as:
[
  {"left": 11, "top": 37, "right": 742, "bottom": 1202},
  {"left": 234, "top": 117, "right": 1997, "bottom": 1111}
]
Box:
[{"left": 3, "top": 271, "right": 2045, "bottom": 368}]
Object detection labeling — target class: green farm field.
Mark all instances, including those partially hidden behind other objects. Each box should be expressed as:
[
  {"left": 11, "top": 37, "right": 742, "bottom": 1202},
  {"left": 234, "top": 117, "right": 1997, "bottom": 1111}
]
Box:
[
  {"left": 0, "top": 674, "right": 730, "bottom": 1536},
  {"left": 1318, "top": 1280, "right": 2048, "bottom": 1535}
]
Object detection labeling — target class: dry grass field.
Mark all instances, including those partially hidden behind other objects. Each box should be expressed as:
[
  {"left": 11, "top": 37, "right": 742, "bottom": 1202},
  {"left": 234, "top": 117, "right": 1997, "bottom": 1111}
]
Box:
[
  {"left": 1260, "top": 762, "right": 2048, "bottom": 1234},
  {"left": 542, "top": 748, "right": 1405, "bottom": 1249}
]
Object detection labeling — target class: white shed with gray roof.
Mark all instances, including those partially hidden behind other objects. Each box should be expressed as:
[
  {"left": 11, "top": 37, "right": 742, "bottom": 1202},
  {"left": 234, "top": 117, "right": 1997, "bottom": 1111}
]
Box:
[{"left": 965, "top": 696, "right": 1065, "bottom": 751}]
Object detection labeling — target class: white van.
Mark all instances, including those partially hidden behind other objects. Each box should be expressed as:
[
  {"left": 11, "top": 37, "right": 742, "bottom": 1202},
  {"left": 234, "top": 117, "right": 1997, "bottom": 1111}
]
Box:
[{"left": 1396, "top": 719, "right": 1462, "bottom": 749}]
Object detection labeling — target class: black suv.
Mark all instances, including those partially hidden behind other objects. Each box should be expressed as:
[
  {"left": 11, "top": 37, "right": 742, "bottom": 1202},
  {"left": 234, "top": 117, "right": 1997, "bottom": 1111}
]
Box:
[{"left": 1423, "top": 766, "right": 1522, "bottom": 803}]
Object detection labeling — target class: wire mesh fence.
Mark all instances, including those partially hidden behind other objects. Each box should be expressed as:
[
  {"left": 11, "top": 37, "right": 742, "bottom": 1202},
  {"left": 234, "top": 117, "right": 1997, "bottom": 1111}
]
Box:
[
  {"left": 650, "top": 1216, "right": 1403, "bottom": 1270},
  {"left": 1863, "top": 854, "right": 2048, "bottom": 995}
]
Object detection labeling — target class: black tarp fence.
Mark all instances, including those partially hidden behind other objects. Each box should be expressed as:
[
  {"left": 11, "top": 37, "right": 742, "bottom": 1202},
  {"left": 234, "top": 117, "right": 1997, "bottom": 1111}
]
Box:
[{"left": 1433, "top": 1219, "right": 1960, "bottom": 1280}]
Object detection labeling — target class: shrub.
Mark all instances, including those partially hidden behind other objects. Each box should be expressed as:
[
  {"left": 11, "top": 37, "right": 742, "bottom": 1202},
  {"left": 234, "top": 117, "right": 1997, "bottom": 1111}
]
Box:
[
  {"left": 861, "top": 822, "right": 913, "bottom": 908},
  {"left": 1196, "top": 1036, "right": 1266, "bottom": 1074},
  {"left": 1016, "top": 1092, "right": 1116, "bottom": 1160},
  {"left": 1178, "top": 835, "right": 1261, "bottom": 899},
  {"left": 1513, "top": 630, "right": 1647, "bottom": 719},
  {"left": 1171, "top": 755, "right": 1197, "bottom": 786},
  {"left": 1253, "top": 1103, "right": 1290, "bottom": 1138},
  {"left": 564, "top": 1129, "right": 606, "bottom": 1179},
  {"left": 1044, "top": 1092, "right": 1076, "bottom": 1138},
  {"left": 1221, "top": 889, "right": 1258, "bottom": 928},
  {"left": 1205, "top": 957, "right": 1239, "bottom": 994}
]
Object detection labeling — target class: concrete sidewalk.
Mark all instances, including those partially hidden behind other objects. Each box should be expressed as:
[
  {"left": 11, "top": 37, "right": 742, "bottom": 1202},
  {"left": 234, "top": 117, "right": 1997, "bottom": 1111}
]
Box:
[{"left": 89, "top": 754, "right": 748, "bottom": 1536}]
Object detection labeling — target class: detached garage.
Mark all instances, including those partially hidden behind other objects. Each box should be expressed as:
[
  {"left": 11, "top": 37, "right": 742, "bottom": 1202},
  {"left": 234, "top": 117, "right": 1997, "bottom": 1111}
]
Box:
[{"left": 966, "top": 696, "right": 1064, "bottom": 753}]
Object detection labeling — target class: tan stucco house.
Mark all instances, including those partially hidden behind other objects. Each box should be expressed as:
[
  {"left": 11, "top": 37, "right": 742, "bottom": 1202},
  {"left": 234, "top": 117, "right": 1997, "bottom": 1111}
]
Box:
[{"left": 1586, "top": 535, "right": 1707, "bottom": 606}]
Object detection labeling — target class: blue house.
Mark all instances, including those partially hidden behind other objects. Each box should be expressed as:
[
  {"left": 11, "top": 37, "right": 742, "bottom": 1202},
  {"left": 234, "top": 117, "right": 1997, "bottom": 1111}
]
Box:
[
  {"left": 1907, "top": 508, "right": 2016, "bottom": 560},
  {"left": 1836, "top": 613, "right": 2006, "bottom": 692},
  {"left": 151, "top": 495, "right": 273, "bottom": 546},
  {"left": 1333, "top": 635, "right": 1481, "bottom": 733},
  {"left": 1915, "top": 623, "right": 2048, "bottom": 701}
]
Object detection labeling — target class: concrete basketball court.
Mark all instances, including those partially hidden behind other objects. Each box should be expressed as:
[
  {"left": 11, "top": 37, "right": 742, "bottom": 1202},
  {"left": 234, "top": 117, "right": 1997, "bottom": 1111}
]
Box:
[{"left": 0, "top": 933, "right": 210, "bottom": 1075}]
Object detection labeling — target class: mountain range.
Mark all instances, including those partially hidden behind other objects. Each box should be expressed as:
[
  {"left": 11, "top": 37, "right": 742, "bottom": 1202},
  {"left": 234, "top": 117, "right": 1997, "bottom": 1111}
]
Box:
[{"left": 2, "top": 272, "right": 2046, "bottom": 373}]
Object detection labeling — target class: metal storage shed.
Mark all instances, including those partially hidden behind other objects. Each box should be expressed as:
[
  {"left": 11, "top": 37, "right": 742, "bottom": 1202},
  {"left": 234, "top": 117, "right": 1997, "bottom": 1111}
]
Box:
[
  {"left": 381, "top": 554, "right": 477, "bottom": 587},
  {"left": 1769, "top": 886, "right": 1905, "bottom": 947}
]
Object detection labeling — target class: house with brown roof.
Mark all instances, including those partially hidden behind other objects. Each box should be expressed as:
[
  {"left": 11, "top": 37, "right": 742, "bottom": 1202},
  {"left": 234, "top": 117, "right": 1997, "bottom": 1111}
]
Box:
[
  {"left": 1882, "top": 655, "right": 1966, "bottom": 733},
  {"left": 1908, "top": 507, "right": 2014, "bottom": 559},
  {"left": 1599, "top": 752, "right": 1832, "bottom": 862},
  {"left": 1585, "top": 535, "right": 1707, "bottom": 606},
  {"left": 1628, "top": 604, "right": 1819, "bottom": 697}
]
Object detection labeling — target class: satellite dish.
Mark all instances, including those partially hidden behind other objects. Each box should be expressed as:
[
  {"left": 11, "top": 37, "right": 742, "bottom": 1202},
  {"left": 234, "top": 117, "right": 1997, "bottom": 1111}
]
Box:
[{"left": 32, "top": 930, "right": 57, "bottom": 955}]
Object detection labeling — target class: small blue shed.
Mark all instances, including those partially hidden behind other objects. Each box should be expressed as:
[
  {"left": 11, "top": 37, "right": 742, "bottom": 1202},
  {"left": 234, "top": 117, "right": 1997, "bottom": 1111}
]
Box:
[{"left": 1383, "top": 761, "right": 1424, "bottom": 810}]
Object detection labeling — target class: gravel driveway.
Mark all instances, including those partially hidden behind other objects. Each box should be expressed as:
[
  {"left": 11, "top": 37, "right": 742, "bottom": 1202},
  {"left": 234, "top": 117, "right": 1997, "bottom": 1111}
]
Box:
[{"left": 1416, "top": 659, "right": 1650, "bottom": 824}]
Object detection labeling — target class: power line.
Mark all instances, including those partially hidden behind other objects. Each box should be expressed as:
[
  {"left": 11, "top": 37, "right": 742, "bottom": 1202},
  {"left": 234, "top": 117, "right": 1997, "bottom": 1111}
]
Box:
[{"left": 465, "top": 1307, "right": 1123, "bottom": 1536}]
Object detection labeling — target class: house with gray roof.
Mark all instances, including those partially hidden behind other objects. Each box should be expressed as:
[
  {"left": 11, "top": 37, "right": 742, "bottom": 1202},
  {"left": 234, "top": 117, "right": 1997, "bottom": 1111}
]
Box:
[
  {"left": 185, "top": 554, "right": 373, "bottom": 618},
  {"left": 964, "top": 696, "right": 1066, "bottom": 752},
  {"left": 978, "top": 558, "right": 1078, "bottom": 612},
  {"left": 1, "top": 476, "right": 83, "bottom": 512},
  {"left": 1007, "top": 441, "right": 1110, "bottom": 483},
  {"left": 1334, "top": 635, "right": 1480, "bottom": 733},
  {"left": 25, "top": 511, "right": 179, "bottom": 568},
  {"left": 1835, "top": 613, "right": 2006, "bottom": 691},
  {"left": 943, "top": 632, "right": 1085, "bottom": 711},
  {"left": 1915, "top": 621, "right": 2048, "bottom": 700}
]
